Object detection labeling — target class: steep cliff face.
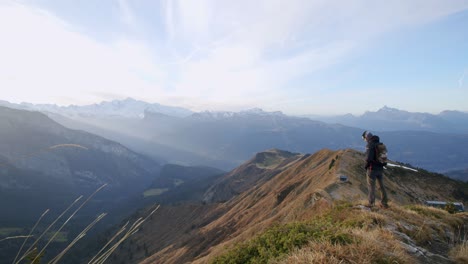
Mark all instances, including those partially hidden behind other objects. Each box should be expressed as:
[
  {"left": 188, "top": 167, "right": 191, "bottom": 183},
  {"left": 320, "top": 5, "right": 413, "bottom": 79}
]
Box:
[{"left": 106, "top": 148, "right": 467, "bottom": 264}]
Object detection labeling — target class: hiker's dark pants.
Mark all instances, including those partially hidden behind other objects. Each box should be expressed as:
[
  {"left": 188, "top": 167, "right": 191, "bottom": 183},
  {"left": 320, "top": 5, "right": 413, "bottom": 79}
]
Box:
[{"left": 367, "top": 167, "right": 388, "bottom": 205}]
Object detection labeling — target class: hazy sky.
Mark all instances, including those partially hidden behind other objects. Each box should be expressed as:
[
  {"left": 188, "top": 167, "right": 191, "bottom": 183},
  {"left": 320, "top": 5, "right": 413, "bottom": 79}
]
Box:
[{"left": 1, "top": 0, "right": 467, "bottom": 115}]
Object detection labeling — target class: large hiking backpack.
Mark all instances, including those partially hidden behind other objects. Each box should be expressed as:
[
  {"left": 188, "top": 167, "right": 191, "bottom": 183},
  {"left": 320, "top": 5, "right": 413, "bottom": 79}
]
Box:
[{"left": 375, "top": 143, "right": 388, "bottom": 165}]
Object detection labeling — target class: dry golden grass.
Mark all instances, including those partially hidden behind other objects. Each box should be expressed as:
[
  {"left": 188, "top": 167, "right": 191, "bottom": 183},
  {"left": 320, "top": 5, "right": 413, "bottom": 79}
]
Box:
[
  {"left": 214, "top": 200, "right": 426, "bottom": 264},
  {"left": 241, "top": 201, "right": 467, "bottom": 264},
  {"left": 142, "top": 149, "right": 468, "bottom": 264},
  {"left": 357, "top": 203, "right": 465, "bottom": 246},
  {"left": 450, "top": 240, "right": 468, "bottom": 264},
  {"left": 276, "top": 228, "right": 414, "bottom": 264}
]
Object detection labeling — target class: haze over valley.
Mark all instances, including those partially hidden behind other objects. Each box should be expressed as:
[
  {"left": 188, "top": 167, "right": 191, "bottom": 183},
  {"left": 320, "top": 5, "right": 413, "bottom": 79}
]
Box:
[
  {"left": 1, "top": 99, "right": 468, "bottom": 263},
  {"left": 1, "top": 1, "right": 468, "bottom": 263}
]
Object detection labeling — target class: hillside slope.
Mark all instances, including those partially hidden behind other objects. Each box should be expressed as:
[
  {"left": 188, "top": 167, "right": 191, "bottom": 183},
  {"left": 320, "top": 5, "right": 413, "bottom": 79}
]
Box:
[
  {"left": 0, "top": 106, "right": 162, "bottom": 262},
  {"left": 0, "top": 106, "right": 160, "bottom": 191},
  {"left": 105, "top": 148, "right": 467, "bottom": 264},
  {"left": 203, "top": 149, "right": 304, "bottom": 203}
]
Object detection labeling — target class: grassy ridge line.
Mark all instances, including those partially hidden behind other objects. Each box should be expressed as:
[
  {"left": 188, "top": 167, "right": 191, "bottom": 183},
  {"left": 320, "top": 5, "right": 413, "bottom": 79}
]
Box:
[{"left": 211, "top": 201, "right": 468, "bottom": 264}]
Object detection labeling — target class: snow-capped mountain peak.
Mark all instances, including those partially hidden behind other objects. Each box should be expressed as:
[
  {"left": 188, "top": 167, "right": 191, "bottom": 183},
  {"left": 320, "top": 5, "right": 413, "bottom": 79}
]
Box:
[
  {"left": 240, "top": 108, "right": 284, "bottom": 116},
  {"left": 0, "top": 98, "right": 194, "bottom": 119},
  {"left": 192, "top": 108, "right": 285, "bottom": 120}
]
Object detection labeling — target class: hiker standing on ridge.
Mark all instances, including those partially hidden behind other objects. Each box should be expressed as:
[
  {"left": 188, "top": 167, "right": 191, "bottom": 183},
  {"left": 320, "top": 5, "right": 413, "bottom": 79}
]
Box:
[{"left": 362, "top": 131, "right": 389, "bottom": 208}]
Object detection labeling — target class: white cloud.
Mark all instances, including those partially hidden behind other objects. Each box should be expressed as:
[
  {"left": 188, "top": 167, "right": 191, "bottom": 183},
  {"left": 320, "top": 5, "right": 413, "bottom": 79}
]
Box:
[
  {"left": 161, "top": 0, "right": 468, "bottom": 112},
  {"left": 0, "top": 2, "right": 165, "bottom": 105},
  {"left": 1, "top": 0, "right": 467, "bottom": 113}
]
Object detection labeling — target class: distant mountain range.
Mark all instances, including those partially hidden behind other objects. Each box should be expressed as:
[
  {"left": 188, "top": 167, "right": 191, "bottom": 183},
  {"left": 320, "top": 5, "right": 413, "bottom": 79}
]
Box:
[
  {"left": 0, "top": 98, "right": 193, "bottom": 118},
  {"left": 1, "top": 99, "right": 468, "bottom": 174},
  {"left": 4, "top": 100, "right": 467, "bottom": 134},
  {"left": 3, "top": 99, "right": 467, "bottom": 134},
  {"left": 312, "top": 106, "right": 468, "bottom": 134},
  {"left": 138, "top": 108, "right": 468, "bottom": 173}
]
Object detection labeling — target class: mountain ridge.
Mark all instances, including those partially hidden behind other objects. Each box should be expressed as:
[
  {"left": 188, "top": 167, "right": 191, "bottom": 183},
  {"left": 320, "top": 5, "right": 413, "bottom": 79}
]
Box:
[
  {"left": 203, "top": 149, "right": 304, "bottom": 203},
  {"left": 0, "top": 98, "right": 194, "bottom": 119},
  {"left": 103, "top": 147, "right": 468, "bottom": 264},
  {"left": 2, "top": 101, "right": 468, "bottom": 175},
  {"left": 313, "top": 106, "right": 468, "bottom": 134}
]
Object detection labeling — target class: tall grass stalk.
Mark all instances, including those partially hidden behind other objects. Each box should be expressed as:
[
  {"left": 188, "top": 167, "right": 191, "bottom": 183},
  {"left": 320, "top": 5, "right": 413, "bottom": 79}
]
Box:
[
  {"left": 15, "top": 196, "right": 84, "bottom": 264},
  {"left": 0, "top": 235, "right": 34, "bottom": 243},
  {"left": 86, "top": 222, "right": 130, "bottom": 264},
  {"left": 89, "top": 204, "right": 160, "bottom": 264},
  {"left": 91, "top": 229, "right": 138, "bottom": 264},
  {"left": 50, "top": 213, "right": 107, "bottom": 264},
  {"left": 14, "top": 196, "right": 83, "bottom": 264},
  {"left": 449, "top": 228, "right": 468, "bottom": 263},
  {"left": 12, "top": 209, "right": 49, "bottom": 264},
  {"left": 31, "top": 183, "right": 108, "bottom": 263}
]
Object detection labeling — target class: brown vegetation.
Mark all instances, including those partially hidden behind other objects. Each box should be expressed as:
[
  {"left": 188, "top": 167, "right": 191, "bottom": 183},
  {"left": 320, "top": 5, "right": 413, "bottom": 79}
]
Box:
[{"left": 109, "top": 148, "right": 468, "bottom": 264}]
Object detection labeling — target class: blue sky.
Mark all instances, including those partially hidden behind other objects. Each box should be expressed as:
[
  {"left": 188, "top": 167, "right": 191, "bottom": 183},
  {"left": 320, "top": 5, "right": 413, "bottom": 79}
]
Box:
[{"left": 1, "top": 0, "right": 467, "bottom": 115}]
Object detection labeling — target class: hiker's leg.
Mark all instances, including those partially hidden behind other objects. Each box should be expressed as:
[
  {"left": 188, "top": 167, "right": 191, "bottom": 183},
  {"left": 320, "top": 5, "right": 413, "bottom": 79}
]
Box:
[
  {"left": 367, "top": 169, "right": 376, "bottom": 206},
  {"left": 376, "top": 173, "right": 388, "bottom": 205}
]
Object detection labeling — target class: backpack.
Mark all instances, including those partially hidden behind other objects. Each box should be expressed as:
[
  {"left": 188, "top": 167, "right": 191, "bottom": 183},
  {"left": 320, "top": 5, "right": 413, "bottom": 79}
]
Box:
[{"left": 375, "top": 143, "right": 388, "bottom": 165}]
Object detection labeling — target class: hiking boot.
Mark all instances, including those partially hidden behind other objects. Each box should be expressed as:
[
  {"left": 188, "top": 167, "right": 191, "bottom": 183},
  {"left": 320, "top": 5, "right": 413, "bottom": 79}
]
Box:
[{"left": 365, "top": 203, "right": 374, "bottom": 208}]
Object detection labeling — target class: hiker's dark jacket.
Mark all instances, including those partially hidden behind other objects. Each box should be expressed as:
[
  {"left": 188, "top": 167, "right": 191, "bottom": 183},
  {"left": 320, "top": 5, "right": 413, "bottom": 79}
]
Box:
[{"left": 365, "top": 135, "right": 384, "bottom": 170}]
